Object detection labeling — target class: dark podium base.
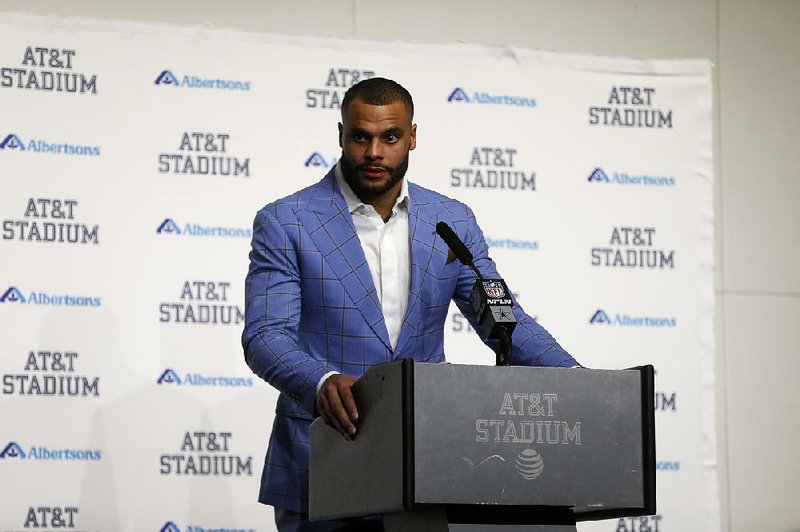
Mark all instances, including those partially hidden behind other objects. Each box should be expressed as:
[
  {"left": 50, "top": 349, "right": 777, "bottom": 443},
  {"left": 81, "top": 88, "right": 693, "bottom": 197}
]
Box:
[
  {"left": 383, "top": 507, "right": 577, "bottom": 532},
  {"left": 311, "top": 360, "right": 656, "bottom": 529}
]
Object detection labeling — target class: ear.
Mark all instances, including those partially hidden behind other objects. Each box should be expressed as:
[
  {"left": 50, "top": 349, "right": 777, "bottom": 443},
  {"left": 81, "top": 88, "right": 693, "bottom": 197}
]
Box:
[
  {"left": 409, "top": 123, "right": 417, "bottom": 151},
  {"left": 338, "top": 122, "right": 344, "bottom": 148}
]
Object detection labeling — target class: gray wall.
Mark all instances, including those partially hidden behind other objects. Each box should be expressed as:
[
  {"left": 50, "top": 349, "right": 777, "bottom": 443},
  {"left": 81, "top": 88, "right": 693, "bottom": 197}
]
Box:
[{"left": 2, "top": 1, "right": 798, "bottom": 530}]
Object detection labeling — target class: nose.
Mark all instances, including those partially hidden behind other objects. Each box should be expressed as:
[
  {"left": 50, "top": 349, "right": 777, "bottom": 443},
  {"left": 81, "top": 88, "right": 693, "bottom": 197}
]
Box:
[{"left": 365, "top": 138, "right": 383, "bottom": 161}]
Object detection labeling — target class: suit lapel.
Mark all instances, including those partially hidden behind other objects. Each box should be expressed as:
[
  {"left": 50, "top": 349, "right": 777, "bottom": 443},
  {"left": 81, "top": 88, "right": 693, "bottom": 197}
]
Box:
[
  {"left": 394, "top": 186, "right": 451, "bottom": 356},
  {"left": 294, "top": 171, "right": 392, "bottom": 352}
]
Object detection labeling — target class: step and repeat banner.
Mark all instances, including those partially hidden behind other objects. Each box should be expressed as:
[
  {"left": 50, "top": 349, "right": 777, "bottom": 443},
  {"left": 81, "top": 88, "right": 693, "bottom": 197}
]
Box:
[{"left": 0, "top": 14, "right": 715, "bottom": 532}]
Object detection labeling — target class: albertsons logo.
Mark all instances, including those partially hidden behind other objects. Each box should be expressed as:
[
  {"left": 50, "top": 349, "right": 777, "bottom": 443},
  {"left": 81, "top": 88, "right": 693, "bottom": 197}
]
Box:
[
  {"left": 447, "top": 87, "right": 536, "bottom": 108},
  {"left": 0, "top": 440, "right": 102, "bottom": 461},
  {"left": 304, "top": 152, "right": 338, "bottom": 168},
  {"left": 0, "top": 133, "right": 24, "bottom": 150},
  {"left": 0, "top": 286, "right": 26, "bottom": 303},
  {"left": 0, "top": 132, "right": 100, "bottom": 156},
  {"left": 589, "top": 308, "right": 677, "bottom": 328},
  {"left": 156, "top": 218, "right": 252, "bottom": 239},
  {"left": 154, "top": 69, "right": 252, "bottom": 91},
  {"left": 157, "top": 369, "right": 182, "bottom": 385},
  {"left": 0, "top": 285, "right": 101, "bottom": 307},
  {"left": 587, "top": 166, "right": 676, "bottom": 187},
  {"left": 157, "top": 368, "right": 254, "bottom": 388},
  {"left": 0, "top": 441, "right": 26, "bottom": 459},
  {"left": 588, "top": 168, "right": 610, "bottom": 183},
  {"left": 160, "top": 520, "right": 253, "bottom": 532}
]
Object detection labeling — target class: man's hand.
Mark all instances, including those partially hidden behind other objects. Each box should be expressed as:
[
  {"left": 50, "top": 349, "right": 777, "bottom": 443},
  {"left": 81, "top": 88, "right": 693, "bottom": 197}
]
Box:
[{"left": 316, "top": 374, "right": 359, "bottom": 440}]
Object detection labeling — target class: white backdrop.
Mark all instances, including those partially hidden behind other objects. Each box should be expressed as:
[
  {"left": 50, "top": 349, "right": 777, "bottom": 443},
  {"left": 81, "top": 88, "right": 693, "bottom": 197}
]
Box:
[{"left": 0, "top": 14, "right": 715, "bottom": 532}]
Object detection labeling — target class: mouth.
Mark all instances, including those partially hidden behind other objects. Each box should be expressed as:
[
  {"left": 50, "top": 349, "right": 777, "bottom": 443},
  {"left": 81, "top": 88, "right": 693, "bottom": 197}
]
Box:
[{"left": 359, "top": 166, "right": 389, "bottom": 178}]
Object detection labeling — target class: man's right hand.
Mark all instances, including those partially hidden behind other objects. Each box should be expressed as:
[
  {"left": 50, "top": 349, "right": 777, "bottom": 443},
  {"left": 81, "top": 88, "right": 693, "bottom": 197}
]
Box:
[{"left": 316, "top": 374, "right": 359, "bottom": 441}]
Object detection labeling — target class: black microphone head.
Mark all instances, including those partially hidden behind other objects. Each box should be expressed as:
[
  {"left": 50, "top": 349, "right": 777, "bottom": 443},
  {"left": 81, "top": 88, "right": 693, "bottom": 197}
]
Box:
[{"left": 436, "top": 222, "right": 473, "bottom": 264}]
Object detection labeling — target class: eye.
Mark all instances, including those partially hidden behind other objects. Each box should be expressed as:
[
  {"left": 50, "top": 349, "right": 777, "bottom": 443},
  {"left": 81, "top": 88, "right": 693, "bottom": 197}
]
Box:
[
  {"left": 384, "top": 133, "right": 398, "bottom": 143},
  {"left": 352, "top": 133, "right": 368, "bottom": 143}
]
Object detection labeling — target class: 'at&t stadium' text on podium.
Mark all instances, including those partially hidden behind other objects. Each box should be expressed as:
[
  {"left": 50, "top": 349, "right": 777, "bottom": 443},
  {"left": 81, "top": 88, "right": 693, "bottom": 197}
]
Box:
[{"left": 310, "top": 360, "right": 656, "bottom": 531}]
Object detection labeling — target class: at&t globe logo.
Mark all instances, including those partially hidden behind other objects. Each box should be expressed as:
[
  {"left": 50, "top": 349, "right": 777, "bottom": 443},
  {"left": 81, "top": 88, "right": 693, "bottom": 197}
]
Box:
[{"left": 515, "top": 448, "right": 544, "bottom": 480}]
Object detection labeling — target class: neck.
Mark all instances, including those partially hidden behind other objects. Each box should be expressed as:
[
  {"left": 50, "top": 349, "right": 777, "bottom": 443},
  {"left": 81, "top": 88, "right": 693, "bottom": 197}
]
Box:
[{"left": 359, "top": 181, "right": 402, "bottom": 222}]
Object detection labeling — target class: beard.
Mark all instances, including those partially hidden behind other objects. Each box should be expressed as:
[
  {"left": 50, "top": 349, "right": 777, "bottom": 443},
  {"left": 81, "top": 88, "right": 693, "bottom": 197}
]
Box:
[{"left": 340, "top": 151, "right": 409, "bottom": 200}]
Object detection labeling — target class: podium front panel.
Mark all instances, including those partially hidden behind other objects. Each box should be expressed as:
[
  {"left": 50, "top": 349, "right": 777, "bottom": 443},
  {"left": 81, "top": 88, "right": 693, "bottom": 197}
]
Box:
[
  {"left": 310, "top": 361, "right": 407, "bottom": 521},
  {"left": 413, "top": 364, "right": 645, "bottom": 509}
]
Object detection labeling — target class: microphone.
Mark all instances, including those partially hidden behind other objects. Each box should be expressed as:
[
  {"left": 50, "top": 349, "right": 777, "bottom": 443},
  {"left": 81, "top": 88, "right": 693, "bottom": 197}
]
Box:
[
  {"left": 436, "top": 222, "right": 474, "bottom": 268},
  {"left": 435, "top": 222, "right": 516, "bottom": 365}
]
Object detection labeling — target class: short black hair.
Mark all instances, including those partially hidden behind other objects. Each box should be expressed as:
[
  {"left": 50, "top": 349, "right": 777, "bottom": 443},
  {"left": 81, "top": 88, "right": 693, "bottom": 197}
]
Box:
[{"left": 341, "top": 77, "right": 414, "bottom": 119}]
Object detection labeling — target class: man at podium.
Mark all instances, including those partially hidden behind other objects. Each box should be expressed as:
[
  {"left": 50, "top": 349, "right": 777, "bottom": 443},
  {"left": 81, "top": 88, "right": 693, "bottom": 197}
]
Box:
[{"left": 243, "top": 77, "right": 581, "bottom": 531}]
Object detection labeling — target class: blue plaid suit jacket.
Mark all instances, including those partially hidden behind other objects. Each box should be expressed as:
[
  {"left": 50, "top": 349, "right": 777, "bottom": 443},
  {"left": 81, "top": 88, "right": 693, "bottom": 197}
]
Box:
[{"left": 242, "top": 168, "right": 578, "bottom": 512}]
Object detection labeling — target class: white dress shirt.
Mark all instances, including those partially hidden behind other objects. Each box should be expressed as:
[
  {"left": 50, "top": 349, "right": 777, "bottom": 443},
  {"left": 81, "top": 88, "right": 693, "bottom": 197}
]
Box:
[{"left": 317, "top": 163, "right": 411, "bottom": 393}]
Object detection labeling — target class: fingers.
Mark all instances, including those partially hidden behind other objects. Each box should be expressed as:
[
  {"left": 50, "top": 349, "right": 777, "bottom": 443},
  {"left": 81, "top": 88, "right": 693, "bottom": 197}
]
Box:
[
  {"left": 340, "top": 384, "right": 359, "bottom": 425},
  {"left": 316, "top": 374, "right": 359, "bottom": 441},
  {"left": 328, "top": 387, "right": 356, "bottom": 439}
]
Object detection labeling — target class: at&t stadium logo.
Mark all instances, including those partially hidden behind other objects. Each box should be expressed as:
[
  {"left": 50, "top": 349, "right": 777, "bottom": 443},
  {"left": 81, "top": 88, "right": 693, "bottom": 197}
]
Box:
[
  {"left": 451, "top": 146, "right": 536, "bottom": 190},
  {"left": 22, "top": 506, "right": 79, "bottom": 528},
  {"left": 591, "top": 226, "right": 675, "bottom": 269},
  {"left": 157, "top": 368, "right": 254, "bottom": 388},
  {"left": 447, "top": 87, "right": 536, "bottom": 108},
  {"left": 160, "top": 430, "right": 252, "bottom": 476},
  {"left": 0, "top": 285, "right": 101, "bottom": 307},
  {"left": 589, "top": 85, "right": 672, "bottom": 128},
  {"left": 306, "top": 68, "right": 376, "bottom": 109},
  {"left": 589, "top": 308, "right": 677, "bottom": 328},
  {"left": 305, "top": 152, "right": 338, "bottom": 168},
  {"left": 3, "top": 197, "right": 100, "bottom": 245},
  {"left": 0, "top": 440, "right": 102, "bottom": 461},
  {"left": 1, "top": 46, "right": 98, "bottom": 94},
  {"left": 588, "top": 167, "right": 675, "bottom": 187},
  {"left": 1, "top": 132, "right": 101, "bottom": 156},
  {"left": 3, "top": 349, "right": 100, "bottom": 397},
  {"left": 156, "top": 218, "right": 251, "bottom": 239},
  {"left": 159, "top": 280, "right": 243, "bottom": 325},
  {"left": 158, "top": 131, "right": 250, "bottom": 177},
  {"left": 154, "top": 69, "right": 251, "bottom": 91}
]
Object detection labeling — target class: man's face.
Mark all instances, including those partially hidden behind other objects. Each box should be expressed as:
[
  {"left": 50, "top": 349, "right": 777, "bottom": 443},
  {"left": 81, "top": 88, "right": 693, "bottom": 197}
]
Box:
[{"left": 338, "top": 97, "right": 416, "bottom": 201}]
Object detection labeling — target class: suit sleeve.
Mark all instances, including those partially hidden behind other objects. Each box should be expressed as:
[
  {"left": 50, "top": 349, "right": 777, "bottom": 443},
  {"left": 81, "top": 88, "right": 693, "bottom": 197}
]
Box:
[
  {"left": 241, "top": 207, "right": 331, "bottom": 415},
  {"left": 450, "top": 205, "right": 581, "bottom": 368}
]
